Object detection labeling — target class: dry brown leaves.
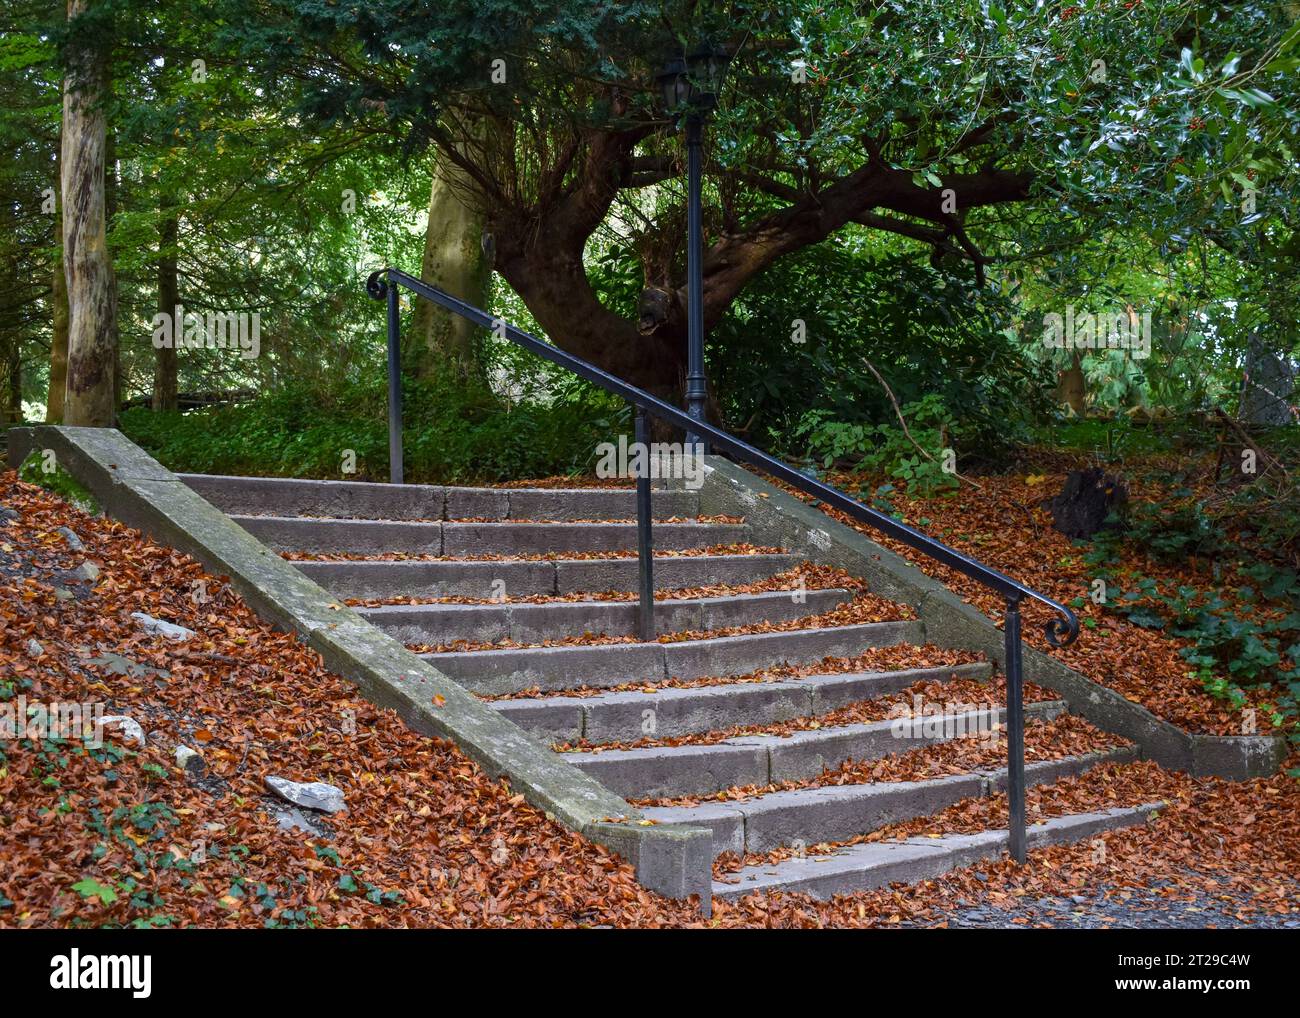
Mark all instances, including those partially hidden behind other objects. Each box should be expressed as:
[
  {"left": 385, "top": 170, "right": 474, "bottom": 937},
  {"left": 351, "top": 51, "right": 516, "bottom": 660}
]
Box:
[
  {"left": 0, "top": 472, "right": 707, "bottom": 928},
  {"left": 3, "top": 470, "right": 1295, "bottom": 929},
  {"left": 784, "top": 470, "right": 1286, "bottom": 735},
  {"left": 715, "top": 757, "right": 1300, "bottom": 927}
]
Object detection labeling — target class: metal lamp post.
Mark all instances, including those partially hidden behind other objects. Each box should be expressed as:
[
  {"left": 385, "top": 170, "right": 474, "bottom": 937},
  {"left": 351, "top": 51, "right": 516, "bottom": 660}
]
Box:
[{"left": 658, "top": 44, "right": 730, "bottom": 452}]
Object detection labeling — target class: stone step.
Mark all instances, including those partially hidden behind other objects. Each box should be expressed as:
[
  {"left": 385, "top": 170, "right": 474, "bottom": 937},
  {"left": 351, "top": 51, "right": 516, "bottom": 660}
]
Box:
[
  {"left": 356, "top": 588, "right": 852, "bottom": 645},
  {"left": 181, "top": 473, "right": 698, "bottom": 521},
  {"left": 562, "top": 700, "right": 1067, "bottom": 799},
  {"left": 426, "top": 620, "right": 924, "bottom": 696},
  {"left": 232, "top": 515, "right": 748, "bottom": 555},
  {"left": 182, "top": 474, "right": 444, "bottom": 521},
  {"left": 642, "top": 746, "right": 1137, "bottom": 859},
  {"left": 294, "top": 552, "right": 801, "bottom": 600},
  {"left": 494, "top": 662, "right": 994, "bottom": 745},
  {"left": 712, "top": 803, "right": 1163, "bottom": 901},
  {"left": 442, "top": 486, "right": 698, "bottom": 522}
]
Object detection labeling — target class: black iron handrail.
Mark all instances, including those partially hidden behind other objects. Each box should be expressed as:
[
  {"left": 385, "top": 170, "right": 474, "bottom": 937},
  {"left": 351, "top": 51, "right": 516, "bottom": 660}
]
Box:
[{"left": 367, "top": 265, "right": 1079, "bottom": 863}]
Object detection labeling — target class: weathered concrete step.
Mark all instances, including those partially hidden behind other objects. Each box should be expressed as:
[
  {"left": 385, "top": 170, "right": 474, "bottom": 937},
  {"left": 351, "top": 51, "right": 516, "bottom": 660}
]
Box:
[
  {"left": 426, "top": 620, "right": 924, "bottom": 696},
  {"left": 563, "top": 700, "right": 1067, "bottom": 799},
  {"left": 232, "top": 515, "right": 749, "bottom": 555},
  {"left": 712, "top": 803, "right": 1163, "bottom": 901},
  {"left": 445, "top": 486, "right": 699, "bottom": 522},
  {"left": 294, "top": 553, "right": 800, "bottom": 600},
  {"left": 182, "top": 474, "right": 444, "bottom": 522},
  {"left": 495, "top": 662, "right": 994, "bottom": 745},
  {"left": 356, "top": 588, "right": 851, "bottom": 645},
  {"left": 439, "top": 521, "right": 749, "bottom": 556},
  {"left": 642, "top": 746, "right": 1137, "bottom": 859},
  {"left": 182, "top": 473, "right": 698, "bottom": 521},
  {"left": 234, "top": 516, "right": 444, "bottom": 554}
]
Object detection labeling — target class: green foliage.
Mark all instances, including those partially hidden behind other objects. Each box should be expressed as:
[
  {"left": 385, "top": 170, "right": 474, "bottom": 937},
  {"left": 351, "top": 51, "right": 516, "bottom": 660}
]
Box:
[
  {"left": 794, "top": 394, "right": 960, "bottom": 498},
  {"left": 1084, "top": 503, "right": 1300, "bottom": 739},
  {"left": 121, "top": 374, "right": 625, "bottom": 484},
  {"left": 197, "top": 0, "right": 1298, "bottom": 451},
  {"left": 1225, "top": 475, "right": 1300, "bottom": 566},
  {"left": 1032, "top": 417, "right": 1183, "bottom": 460},
  {"left": 1127, "top": 500, "right": 1228, "bottom": 563},
  {"left": 248, "top": 0, "right": 1299, "bottom": 242},
  {"left": 337, "top": 870, "right": 403, "bottom": 907},
  {"left": 70, "top": 879, "right": 117, "bottom": 906},
  {"left": 17, "top": 450, "right": 100, "bottom": 515},
  {"left": 658, "top": 239, "right": 1050, "bottom": 467}
]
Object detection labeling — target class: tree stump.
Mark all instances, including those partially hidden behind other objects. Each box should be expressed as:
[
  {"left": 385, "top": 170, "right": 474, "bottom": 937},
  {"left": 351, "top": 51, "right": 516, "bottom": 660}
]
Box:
[{"left": 1046, "top": 468, "right": 1127, "bottom": 540}]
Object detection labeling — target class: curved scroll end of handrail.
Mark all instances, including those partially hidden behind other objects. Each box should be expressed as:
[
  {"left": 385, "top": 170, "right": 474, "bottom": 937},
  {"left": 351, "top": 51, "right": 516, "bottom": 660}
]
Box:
[
  {"left": 1043, "top": 605, "right": 1080, "bottom": 648},
  {"left": 365, "top": 269, "right": 389, "bottom": 300}
]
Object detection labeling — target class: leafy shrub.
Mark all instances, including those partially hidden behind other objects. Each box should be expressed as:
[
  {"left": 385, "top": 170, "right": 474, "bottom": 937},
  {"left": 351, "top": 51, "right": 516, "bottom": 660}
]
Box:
[
  {"left": 585, "top": 238, "right": 1050, "bottom": 469},
  {"left": 1083, "top": 511, "right": 1300, "bottom": 741},
  {"left": 1126, "top": 500, "right": 1227, "bottom": 562},
  {"left": 794, "top": 394, "right": 960, "bottom": 497},
  {"left": 1226, "top": 477, "right": 1300, "bottom": 568},
  {"left": 121, "top": 374, "right": 626, "bottom": 484}
]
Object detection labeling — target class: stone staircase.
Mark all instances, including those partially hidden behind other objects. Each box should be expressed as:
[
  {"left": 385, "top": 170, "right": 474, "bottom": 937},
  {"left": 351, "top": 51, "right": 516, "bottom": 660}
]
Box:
[{"left": 181, "top": 472, "right": 1157, "bottom": 904}]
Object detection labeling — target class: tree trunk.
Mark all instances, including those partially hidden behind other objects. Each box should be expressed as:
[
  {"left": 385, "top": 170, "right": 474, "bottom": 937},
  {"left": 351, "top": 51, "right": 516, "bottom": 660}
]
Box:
[
  {"left": 47, "top": 123, "right": 69, "bottom": 423},
  {"left": 61, "top": 0, "right": 116, "bottom": 428},
  {"left": 496, "top": 242, "right": 684, "bottom": 400},
  {"left": 153, "top": 194, "right": 179, "bottom": 411},
  {"left": 1, "top": 344, "right": 19, "bottom": 424},
  {"left": 410, "top": 146, "right": 492, "bottom": 379},
  {"left": 420, "top": 95, "right": 1035, "bottom": 425},
  {"left": 1240, "top": 332, "right": 1296, "bottom": 426},
  {"left": 0, "top": 171, "right": 20, "bottom": 423},
  {"left": 106, "top": 99, "right": 121, "bottom": 418},
  {"left": 1057, "top": 351, "right": 1086, "bottom": 415}
]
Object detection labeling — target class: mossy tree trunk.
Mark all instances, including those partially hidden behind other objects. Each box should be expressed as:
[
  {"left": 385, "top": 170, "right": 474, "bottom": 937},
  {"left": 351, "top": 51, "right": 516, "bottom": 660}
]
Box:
[
  {"left": 61, "top": 0, "right": 117, "bottom": 428},
  {"left": 1057, "top": 351, "right": 1086, "bottom": 415},
  {"left": 47, "top": 123, "right": 69, "bottom": 423},
  {"left": 409, "top": 142, "right": 491, "bottom": 381}
]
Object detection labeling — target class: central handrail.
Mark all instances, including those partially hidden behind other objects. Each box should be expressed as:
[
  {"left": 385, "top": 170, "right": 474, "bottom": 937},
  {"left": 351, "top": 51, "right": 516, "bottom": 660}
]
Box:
[{"left": 367, "top": 265, "right": 1079, "bottom": 863}]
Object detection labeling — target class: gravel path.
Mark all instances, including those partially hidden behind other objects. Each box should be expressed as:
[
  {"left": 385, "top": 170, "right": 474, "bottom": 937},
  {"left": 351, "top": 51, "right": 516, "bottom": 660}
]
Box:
[{"left": 912, "top": 874, "right": 1300, "bottom": 928}]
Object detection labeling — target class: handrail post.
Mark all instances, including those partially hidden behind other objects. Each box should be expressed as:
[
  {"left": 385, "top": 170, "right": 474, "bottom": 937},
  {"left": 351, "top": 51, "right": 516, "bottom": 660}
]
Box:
[
  {"left": 683, "top": 112, "right": 707, "bottom": 452},
  {"left": 633, "top": 404, "right": 655, "bottom": 641},
  {"left": 386, "top": 279, "right": 404, "bottom": 485},
  {"left": 1004, "top": 596, "right": 1027, "bottom": 863}
]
